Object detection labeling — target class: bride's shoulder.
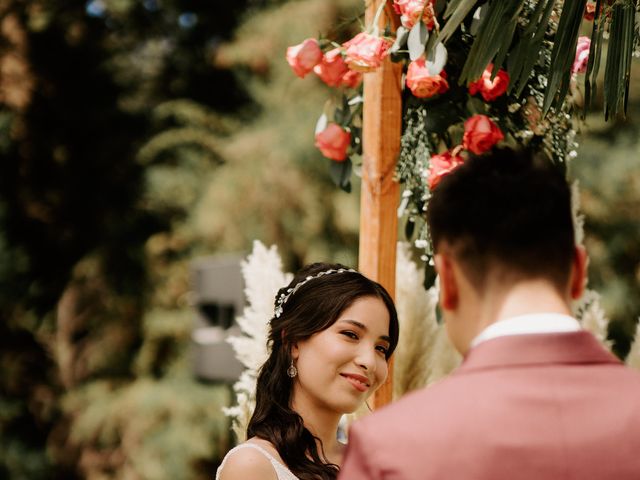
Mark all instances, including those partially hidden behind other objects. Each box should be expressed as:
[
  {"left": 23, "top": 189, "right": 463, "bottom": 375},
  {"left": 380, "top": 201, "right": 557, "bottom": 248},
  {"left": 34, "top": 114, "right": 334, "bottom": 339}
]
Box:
[{"left": 217, "top": 439, "right": 279, "bottom": 480}]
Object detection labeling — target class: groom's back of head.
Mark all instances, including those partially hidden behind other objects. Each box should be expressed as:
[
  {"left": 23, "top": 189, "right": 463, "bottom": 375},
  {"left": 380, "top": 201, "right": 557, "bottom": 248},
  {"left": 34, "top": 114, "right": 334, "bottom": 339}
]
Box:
[{"left": 426, "top": 147, "right": 575, "bottom": 292}]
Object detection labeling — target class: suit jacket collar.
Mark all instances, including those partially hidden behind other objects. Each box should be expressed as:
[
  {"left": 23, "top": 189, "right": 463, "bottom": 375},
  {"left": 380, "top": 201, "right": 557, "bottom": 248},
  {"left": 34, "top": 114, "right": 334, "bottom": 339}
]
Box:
[{"left": 459, "top": 331, "right": 621, "bottom": 373}]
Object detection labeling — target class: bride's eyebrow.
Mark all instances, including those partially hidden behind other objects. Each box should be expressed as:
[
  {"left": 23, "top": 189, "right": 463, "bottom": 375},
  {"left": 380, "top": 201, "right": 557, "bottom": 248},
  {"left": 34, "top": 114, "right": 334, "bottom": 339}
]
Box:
[{"left": 338, "top": 319, "right": 391, "bottom": 343}]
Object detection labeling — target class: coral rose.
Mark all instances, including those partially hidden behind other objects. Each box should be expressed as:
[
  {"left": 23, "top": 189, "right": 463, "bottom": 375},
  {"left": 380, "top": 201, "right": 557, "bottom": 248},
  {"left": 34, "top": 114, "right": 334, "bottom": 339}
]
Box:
[
  {"left": 313, "top": 48, "right": 350, "bottom": 87},
  {"left": 426, "top": 150, "right": 464, "bottom": 190},
  {"left": 468, "top": 64, "right": 510, "bottom": 101},
  {"left": 343, "top": 32, "right": 392, "bottom": 73},
  {"left": 462, "top": 115, "right": 504, "bottom": 155},
  {"left": 406, "top": 59, "right": 449, "bottom": 98},
  {"left": 572, "top": 36, "right": 591, "bottom": 74},
  {"left": 315, "top": 123, "right": 351, "bottom": 162},
  {"left": 394, "top": 0, "right": 437, "bottom": 30},
  {"left": 286, "top": 38, "right": 323, "bottom": 78},
  {"left": 340, "top": 69, "right": 363, "bottom": 89}
]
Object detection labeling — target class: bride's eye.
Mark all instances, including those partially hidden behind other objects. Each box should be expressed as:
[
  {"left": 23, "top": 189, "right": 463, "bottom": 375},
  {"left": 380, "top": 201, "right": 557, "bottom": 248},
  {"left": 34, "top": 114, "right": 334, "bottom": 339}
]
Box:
[
  {"left": 340, "top": 331, "right": 359, "bottom": 340},
  {"left": 375, "top": 345, "right": 389, "bottom": 356}
]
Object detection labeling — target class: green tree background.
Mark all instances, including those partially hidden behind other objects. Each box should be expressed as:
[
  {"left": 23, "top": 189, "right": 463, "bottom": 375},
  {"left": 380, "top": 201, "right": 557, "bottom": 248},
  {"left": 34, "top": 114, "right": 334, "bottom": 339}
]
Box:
[{"left": 0, "top": 0, "right": 638, "bottom": 478}]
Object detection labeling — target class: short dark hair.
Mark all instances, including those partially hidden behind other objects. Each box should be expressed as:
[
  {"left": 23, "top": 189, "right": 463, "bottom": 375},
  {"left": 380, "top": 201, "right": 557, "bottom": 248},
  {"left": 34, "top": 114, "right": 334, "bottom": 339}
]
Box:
[
  {"left": 426, "top": 147, "right": 575, "bottom": 291},
  {"left": 247, "top": 262, "right": 399, "bottom": 480}
]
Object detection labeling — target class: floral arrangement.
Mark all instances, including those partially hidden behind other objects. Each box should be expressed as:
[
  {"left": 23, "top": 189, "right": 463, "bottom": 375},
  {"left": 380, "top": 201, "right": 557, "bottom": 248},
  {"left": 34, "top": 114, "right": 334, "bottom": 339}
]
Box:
[{"left": 286, "top": 0, "right": 639, "bottom": 260}]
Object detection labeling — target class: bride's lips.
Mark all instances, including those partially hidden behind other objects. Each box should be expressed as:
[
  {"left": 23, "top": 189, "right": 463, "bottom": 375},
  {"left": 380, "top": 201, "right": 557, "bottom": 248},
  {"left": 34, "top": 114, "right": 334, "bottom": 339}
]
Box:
[{"left": 340, "top": 373, "right": 371, "bottom": 393}]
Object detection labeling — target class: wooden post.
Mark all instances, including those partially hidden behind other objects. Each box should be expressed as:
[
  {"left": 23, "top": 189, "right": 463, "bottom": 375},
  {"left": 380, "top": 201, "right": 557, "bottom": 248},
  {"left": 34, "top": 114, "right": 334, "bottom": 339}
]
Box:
[{"left": 358, "top": 0, "right": 402, "bottom": 409}]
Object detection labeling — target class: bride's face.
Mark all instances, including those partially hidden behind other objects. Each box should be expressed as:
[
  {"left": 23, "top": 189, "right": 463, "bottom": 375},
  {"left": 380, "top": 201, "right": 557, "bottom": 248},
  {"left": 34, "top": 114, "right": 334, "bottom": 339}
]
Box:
[{"left": 291, "top": 296, "right": 391, "bottom": 416}]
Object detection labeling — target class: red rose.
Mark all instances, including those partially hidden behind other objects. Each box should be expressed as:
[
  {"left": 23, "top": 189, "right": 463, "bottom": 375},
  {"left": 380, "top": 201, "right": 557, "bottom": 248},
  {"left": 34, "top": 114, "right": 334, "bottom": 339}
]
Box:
[
  {"left": 394, "top": 0, "right": 437, "bottom": 30},
  {"left": 406, "top": 59, "right": 449, "bottom": 98},
  {"left": 426, "top": 150, "right": 464, "bottom": 190},
  {"left": 285, "top": 38, "right": 323, "bottom": 78},
  {"left": 468, "top": 64, "right": 510, "bottom": 102},
  {"left": 340, "top": 69, "right": 363, "bottom": 89},
  {"left": 462, "top": 115, "right": 504, "bottom": 155},
  {"left": 313, "top": 48, "right": 350, "bottom": 87},
  {"left": 584, "top": 2, "right": 596, "bottom": 21},
  {"left": 572, "top": 36, "right": 591, "bottom": 75},
  {"left": 315, "top": 123, "right": 351, "bottom": 161},
  {"left": 343, "top": 32, "right": 392, "bottom": 73}
]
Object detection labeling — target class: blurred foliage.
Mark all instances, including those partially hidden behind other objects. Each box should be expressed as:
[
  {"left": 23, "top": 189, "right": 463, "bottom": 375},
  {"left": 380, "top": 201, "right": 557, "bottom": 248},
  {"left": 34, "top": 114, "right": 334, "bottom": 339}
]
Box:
[
  {"left": 0, "top": 0, "right": 638, "bottom": 478},
  {"left": 572, "top": 83, "right": 640, "bottom": 358},
  {"left": 0, "top": 0, "right": 362, "bottom": 478}
]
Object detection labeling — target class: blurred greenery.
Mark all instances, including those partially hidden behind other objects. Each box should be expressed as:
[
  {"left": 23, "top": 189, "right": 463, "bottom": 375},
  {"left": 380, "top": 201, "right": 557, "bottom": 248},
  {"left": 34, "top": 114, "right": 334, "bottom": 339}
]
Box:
[
  {"left": 0, "top": 0, "right": 362, "bottom": 478},
  {"left": 0, "top": 0, "right": 638, "bottom": 479}
]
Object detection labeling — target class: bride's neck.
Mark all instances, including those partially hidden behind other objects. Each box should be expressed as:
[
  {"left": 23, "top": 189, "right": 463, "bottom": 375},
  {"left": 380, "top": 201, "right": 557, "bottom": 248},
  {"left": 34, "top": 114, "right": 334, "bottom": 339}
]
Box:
[{"left": 291, "top": 398, "right": 343, "bottom": 463}]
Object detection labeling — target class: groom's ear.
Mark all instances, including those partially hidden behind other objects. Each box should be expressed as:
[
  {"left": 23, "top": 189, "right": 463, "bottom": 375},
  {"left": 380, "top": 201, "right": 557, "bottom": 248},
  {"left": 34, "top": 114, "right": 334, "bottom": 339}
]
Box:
[
  {"left": 435, "top": 253, "right": 459, "bottom": 311},
  {"left": 569, "top": 245, "right": 588, "bottom": 300}
]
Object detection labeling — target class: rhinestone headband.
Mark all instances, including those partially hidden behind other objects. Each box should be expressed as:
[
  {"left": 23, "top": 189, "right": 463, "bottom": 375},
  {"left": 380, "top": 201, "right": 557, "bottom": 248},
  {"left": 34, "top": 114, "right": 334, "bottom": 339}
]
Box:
[{"left": 274, "top": 268, "right": 357, "bottom": 318}]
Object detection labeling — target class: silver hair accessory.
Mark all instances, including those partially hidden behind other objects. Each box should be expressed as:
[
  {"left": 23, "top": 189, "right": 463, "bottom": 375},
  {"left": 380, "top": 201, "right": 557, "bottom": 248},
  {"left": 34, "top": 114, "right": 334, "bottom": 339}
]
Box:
[
  {"left": 274, "top": 268, "right": 357, "bottom": 318},
  {"left": 287, "top": 361, "right": 297, "bottom": 378}
]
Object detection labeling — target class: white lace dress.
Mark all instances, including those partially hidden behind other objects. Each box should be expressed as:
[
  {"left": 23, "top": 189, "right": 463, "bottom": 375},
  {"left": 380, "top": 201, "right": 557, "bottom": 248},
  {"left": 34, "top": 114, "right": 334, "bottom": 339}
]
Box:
[{"left": 216, "top": 443, "right": 299, "bottom": 480}]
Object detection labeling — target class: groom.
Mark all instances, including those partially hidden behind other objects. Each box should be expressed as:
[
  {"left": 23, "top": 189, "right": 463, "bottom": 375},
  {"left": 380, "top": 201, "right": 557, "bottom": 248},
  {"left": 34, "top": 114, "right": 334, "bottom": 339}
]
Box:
[{"left": 340, "top": 148, "right": 640, "bottom": 479}]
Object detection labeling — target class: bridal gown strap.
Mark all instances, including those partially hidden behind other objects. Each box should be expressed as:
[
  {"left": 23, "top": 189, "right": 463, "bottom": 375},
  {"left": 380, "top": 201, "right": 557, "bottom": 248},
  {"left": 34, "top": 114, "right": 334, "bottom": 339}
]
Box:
[{"left": 215, "top": 443, "right": 299, "bottom": 480}]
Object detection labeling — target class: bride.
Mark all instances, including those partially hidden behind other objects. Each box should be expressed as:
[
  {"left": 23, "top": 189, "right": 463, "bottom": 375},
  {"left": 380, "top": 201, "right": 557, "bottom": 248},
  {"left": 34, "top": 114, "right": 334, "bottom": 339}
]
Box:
[{"left": 216, "top": 262, "right": 399, "bottom": 480}]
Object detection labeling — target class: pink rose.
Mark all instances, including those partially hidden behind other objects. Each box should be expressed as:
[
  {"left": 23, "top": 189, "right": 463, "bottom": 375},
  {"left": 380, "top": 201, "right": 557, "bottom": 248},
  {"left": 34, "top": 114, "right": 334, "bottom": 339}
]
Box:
[
  {"left": 394, "top": 0, "right": 437, "bottom": 30},
  {"left": 406, "top": 59, "right": 449, "bottom": 98},
  {"left": 315, "top": 123, "right": 351, "bottom": 162},
  {"left": 462, "top": 115, "right": 504, "bottom": 155},
  {"left": 343, "top": 32, "right": 392, "bottom": 73},
  {"left": 426, "top": 150, "right": 464, "bottom": 190},
  {"left": 468, "top": 64, "right": 510, "bottom": 102},
  {"left": 572, "top": 36, "right": 591, "bottom": 74},
  {"left": 286, "top": 38, "right": 323, "bottom": 78},
  {"left": 313, "top": 48, "right": 350, "bottom": 87},
  {"left": 340, "top": 69, "right": 363, "bottom": 89}
]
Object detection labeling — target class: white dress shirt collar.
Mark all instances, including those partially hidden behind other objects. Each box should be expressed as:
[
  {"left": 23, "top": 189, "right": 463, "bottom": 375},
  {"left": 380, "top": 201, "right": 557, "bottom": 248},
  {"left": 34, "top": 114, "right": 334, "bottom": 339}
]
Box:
[{"left": 470, "top": 312, "right": 582, "bottom": 349}]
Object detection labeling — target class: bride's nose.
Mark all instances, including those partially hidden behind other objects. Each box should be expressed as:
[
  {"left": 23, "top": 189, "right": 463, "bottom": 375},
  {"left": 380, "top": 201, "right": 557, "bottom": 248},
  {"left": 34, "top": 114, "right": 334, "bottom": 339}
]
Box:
[{"left": 355, "top": 345, "right": 377, "bottom": 372}]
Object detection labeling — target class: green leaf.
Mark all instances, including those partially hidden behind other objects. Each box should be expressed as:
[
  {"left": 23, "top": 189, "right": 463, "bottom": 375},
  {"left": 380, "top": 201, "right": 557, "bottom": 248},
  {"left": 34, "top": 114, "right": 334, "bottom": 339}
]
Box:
[
  {"left": 408, "top": 21, "right": 429, "bottom": 61},
  {"left": 509, "top": 0, "right": 555, "bottom": 97},
  {"left": 389, "top": 26, "right": 409, "bottom": 55},
  {"left": 314, "top": 113, "right": 328, "bottom": 135},
  {"left": 405, "top": 217, "right": 415, "bottom": 239},
  {"left": 440, "top": 0, "right": 478, "bottom": 44},
  {"left": 603, "top": 1, "right": 634, "bottom": 119},
  {"left": 584, "top": 0, "right": 606, "bottom": 116},
  {"left": 458, "top": 0, "right": 523, "bottom": 85},
  {"left": 542, "top": 0, "right": 588, "bottom": 115},
  {"left": 329, "top": 158, "right": 352, "bottom": 191}
]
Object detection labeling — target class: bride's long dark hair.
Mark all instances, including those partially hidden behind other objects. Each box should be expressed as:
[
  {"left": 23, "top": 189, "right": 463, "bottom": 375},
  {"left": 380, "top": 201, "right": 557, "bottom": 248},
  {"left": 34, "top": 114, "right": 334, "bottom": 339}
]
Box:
[{"left": 246, "top": 262, "right": 399, "bottom": 480}]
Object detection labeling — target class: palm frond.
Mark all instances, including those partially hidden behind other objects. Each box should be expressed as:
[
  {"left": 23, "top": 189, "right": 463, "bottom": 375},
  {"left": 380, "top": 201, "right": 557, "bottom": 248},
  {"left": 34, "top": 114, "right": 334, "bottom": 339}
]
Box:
[
  {"left": 603, "top": 1, "right": 635, "bottom": 119},
  {"left": 458, "top": 0, "right": 523, "bottom": 85},
  {"left": 543, "top": 0, "right": 588, "bottom": 115},
  {"left": 509, "top": 0, "right": 556, "bottom": 97},
  {"left": 584, "top": 0, "right": 606, "bottom": 116}
]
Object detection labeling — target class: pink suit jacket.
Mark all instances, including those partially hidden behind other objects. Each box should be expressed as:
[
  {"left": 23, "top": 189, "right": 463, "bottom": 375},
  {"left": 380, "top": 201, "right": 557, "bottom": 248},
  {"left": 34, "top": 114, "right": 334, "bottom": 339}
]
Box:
[{"left": 340, "top": 331, "right": 640, "bottom": 480}]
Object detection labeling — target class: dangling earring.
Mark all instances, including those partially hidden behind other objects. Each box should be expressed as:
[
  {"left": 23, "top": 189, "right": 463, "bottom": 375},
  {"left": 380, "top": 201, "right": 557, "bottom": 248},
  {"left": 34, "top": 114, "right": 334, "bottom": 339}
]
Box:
[{"left": 287, "top": 360, "right": 298, "bottom": 378}]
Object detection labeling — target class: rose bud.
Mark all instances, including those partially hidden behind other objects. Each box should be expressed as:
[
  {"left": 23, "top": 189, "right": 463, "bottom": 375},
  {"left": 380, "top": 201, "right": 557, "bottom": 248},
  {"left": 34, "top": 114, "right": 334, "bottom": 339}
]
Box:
[
  {"left": 286, "top": 38, "right": 323, "bottom": 78},
  {"left": 314, "top": 48, "right": 350, "bottom": 87},
  {"left": 394, "top": 0, "right": 437, "bottom": 30},
  {"left": 426, "top": 150, "right": 465, "bottom": 190},
  {"left": 572, "top": 36, "right": 591, "bottom": 75},
  {"left": 315, "top": 123, "right": 351, "bottom": 161},
  {"left": 468, "top": 64, "right": 510, "bottom": 102},
  {"left": 343, "top": 32, "right": 392, "bottom": 73},
  {"left": 462, "top": 115, "right": 504, "bottom": 155},
  {"left": 406, "top": 59, "right": 449, "bottom": 98}
]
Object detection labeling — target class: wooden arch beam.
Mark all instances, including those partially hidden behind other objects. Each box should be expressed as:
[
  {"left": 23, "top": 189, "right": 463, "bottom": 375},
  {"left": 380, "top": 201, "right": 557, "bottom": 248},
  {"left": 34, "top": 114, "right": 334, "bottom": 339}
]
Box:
[{"left": 358, "top": 0, "right": 402, "bottom": 409}]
